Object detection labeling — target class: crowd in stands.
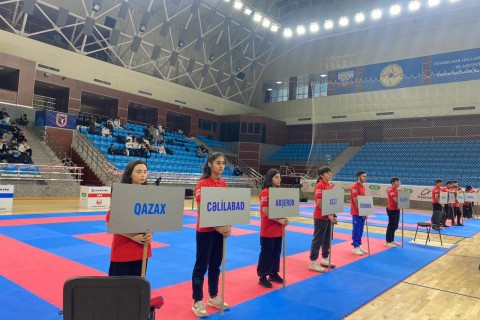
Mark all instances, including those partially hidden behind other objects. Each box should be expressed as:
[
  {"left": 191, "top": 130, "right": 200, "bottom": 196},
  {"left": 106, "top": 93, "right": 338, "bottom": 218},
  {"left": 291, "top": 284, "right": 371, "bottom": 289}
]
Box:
[{"left": 0, "top": 108, "right": 33, "bottom": 164}]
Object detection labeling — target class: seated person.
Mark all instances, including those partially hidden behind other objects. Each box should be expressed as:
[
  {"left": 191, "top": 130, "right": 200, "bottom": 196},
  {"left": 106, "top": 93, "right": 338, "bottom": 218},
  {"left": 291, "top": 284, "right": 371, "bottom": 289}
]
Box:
[
  {"left": 138, "top": 143, "right": 150, "bottom": 158},
  {"left": 0, "top": 108, "right": 10, "bottom": 124},
  {"left": 101, "top": 126, "right": 112, "bottom": 137},
  {"left": 2, "top": 130, "right": 13, "bottom": 143},
  {"left": 113, "top": 117, "right": 121, "bottom": 128},
  {"left": 196, "top": 147, "right": 203, "bottom": 158},
  {"left": 18, "top": 140, "right": 32, "bottom": 157},
  {"left": 16, "top": 114, "right": 29, "bottom": 126},
  {"left": 0, "top": 137, "right": 7, "bottom": 161},
  {"left": 125, "top": 137, "right": 134, "bottom": 156},
  {"left": 233, "top": 165, "right": 243, "bottom": 176}
]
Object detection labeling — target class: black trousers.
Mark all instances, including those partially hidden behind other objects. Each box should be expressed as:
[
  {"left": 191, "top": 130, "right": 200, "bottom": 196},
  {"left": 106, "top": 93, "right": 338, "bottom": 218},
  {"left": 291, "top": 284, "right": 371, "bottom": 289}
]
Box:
[
  {"left": 453, "top": 207, "right": 462, "bottom": 224},
  {"left": 444, "top": 205, "right": 453, "bottom": 223},
  {"left": 463, "top": 205, "right": 473, "bottom": 219},
  {"left": 108, "top": 259, "right": 145, "bottom": 276},
  {"left": 257, "top": 237, "right": 282, "bottom": 277},
  {"left": 192, "top": 231, "right": 223, "bottom": 302},
  {"left": 309, "top": 219, "right": 331, "bottom": 261},
  {"left": 386, "top": 209, "right": 400, "bottom": 243},
  {"left": 432, "top": 203, "right": 442, "bottom": 213}
]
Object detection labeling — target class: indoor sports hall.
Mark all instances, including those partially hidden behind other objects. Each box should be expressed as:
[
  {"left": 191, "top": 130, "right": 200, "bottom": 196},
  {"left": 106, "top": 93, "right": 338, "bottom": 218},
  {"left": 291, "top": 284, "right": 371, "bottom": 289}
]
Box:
[{"left": 0, "top": 1, "right": 479, "bottom": 319}]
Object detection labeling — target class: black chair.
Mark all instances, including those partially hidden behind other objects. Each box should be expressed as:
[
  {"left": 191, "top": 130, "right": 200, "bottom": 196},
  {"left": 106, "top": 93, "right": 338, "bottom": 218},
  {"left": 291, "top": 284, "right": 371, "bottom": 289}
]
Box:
[
  {"left": 414, "top": 210, "right": 445, "bottom": 245},
  {"left": 62, "top": 276, "right": 161, "bottom": 320},
  {"left": 185, "top": 188, "right": 195, "bottom": 209}
]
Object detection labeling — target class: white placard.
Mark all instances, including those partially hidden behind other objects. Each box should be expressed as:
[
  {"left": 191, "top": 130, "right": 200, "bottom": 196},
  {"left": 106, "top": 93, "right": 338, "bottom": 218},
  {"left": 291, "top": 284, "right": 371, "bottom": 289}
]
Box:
[
  {"left": 447, "top": 192, "right": 456, "bottom": 204},
  {"left": 268, "top": 188, "right": 300, "bottom": 219},
  {"left": 465, "top": 192, "right": 477, "bottom": 203},
  {"left": 0, "top": 185, "right": 14, "bottom": 214},
  {"left": 357, "top": 196, "right": 374, "bottom": 217},
  {"left": 439, "top": 192, "right": 448, "bottom": 205},
  {"left": 199, "top": 187, "right": 251, "bottom": 228},
  {"left": 398, "top": 190, "right": 411, "bottom": 209},
  {"left": 79, "top": 186, "right": 111, "bottom": 209},
  {"left": 108, "top": 183, "right": 184, "bottom": 233},
  {"left": 321, "top": 188, "right": 345, "bottom": 216},
  {"left": 457, "top": 192, "right": 465, "bottom": 204}
]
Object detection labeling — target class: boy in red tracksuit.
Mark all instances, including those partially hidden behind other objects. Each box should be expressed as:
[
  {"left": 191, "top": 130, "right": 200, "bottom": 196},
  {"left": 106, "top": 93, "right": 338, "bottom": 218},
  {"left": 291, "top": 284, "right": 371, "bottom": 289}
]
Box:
[{"left": 385, "top": 177, "right": 400, "bottom": 247}]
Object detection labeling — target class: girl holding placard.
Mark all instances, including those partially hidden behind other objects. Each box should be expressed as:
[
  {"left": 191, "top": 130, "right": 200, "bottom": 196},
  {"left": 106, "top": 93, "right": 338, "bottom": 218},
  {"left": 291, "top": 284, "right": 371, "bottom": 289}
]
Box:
[
  {"left": 191, "top": 152, "right": 231, "bottom": 318},
  {"left": 106, "top": 159, "right": 153, "bottom": 276},
  {"left": 257, "top": 169, "right": 289, "bottom": 288}
]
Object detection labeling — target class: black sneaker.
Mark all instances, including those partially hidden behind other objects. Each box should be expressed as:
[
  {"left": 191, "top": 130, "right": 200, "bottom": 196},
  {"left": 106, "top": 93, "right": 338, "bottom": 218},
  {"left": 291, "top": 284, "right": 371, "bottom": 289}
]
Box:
[
  {"left": 258, "top": 276, "right": 272, "bottom": 288},
  {"left": 268, "top": 273, "right": 284, "bottom": 283},
  {"left": 457, "top": 223, "right": 464, "bottom": 226}
]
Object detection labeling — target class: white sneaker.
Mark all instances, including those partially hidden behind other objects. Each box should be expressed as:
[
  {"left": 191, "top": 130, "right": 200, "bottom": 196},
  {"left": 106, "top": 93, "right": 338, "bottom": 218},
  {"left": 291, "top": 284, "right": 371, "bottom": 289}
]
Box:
[
  {"left": 192, "top": 301, "right": 208, "bottom": 318},
  {"left": 207, "top": 296, "right": 230, "bottom": 310},
  {"left": 359, "top": 246, "right": 368, "bottom": 254},
  {"left": 352, "top": 247, "right": 364, "bottom": 255},
  {"left": 385, "top": 242, "right": 397, "bottom": 248},
  {"left": 320, "top": 258, "right": 336, "bottom": 268},
  {"left": 309, "top": 261, "right": 326, "bottom": 272}
]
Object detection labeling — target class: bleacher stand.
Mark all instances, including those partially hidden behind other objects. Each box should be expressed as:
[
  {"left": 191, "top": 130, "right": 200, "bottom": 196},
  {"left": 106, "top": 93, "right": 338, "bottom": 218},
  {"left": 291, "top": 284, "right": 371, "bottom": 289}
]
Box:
[{"left": 268, "top": 143, "right": 349, "bottom": 162}]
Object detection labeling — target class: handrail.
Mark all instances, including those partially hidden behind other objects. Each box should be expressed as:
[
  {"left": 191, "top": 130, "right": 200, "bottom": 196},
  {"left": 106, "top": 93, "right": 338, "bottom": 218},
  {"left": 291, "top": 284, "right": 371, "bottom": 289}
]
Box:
[
  {"left": 44, "top": 128, "right": 77, "bottom": 166},
  {"left": 0, "top": 163, "right": 83, "bottom": 182},
  {"left": 224, "top": 154, "right": 264, "bottom": 187}
]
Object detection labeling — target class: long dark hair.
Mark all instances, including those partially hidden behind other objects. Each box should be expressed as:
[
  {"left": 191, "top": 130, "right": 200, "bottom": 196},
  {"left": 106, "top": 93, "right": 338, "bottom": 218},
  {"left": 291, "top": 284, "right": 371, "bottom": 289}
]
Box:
[
  {"left": 200, "top": 152, "right": 224, "bottom": 180},
  {"left": 263, "top": 168, "right": 280, "bottom": 189},
  {"left": 121, "top": 160, "right": 148, "bottom": 184},
  {"left": 316, "top": 166, "right": 332, "bottom": 183}
]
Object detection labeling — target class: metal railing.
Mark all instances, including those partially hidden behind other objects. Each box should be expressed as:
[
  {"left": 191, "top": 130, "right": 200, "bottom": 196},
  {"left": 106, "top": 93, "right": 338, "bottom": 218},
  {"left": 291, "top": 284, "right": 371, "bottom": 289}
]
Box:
[
  {"left": 72, "top": 132, "right": 117, "bottom": 185},
  {"left": 224, "top": 154, "right": 264, "bottom": 187}
]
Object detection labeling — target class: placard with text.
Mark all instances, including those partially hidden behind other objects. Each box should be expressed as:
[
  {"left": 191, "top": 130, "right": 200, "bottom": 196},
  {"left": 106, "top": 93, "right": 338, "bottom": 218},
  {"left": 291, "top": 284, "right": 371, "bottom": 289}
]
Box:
[
  {"left": 268, "top": 188, "right": 300, "bottom": 219},
  {"left": 398, "top": 190, "right": 411, "bottom": 209},
  {"left": 357, "top": 196, "right": 375, "bottom": 217},
  {"left": 321, "top": 188, "right": 345, "bottom": 216}
]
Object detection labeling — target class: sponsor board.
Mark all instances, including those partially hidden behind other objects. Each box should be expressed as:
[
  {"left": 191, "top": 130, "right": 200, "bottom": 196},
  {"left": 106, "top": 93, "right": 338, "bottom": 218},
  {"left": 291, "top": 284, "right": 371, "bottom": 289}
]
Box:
[{"left": 79, "top": 186, "right": 111, "bottom": 209}]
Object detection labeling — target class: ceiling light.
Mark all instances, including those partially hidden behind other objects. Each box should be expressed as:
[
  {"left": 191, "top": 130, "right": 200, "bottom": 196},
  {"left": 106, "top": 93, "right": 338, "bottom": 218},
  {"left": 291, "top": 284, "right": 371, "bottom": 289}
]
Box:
[
  {"left": 320, "top": 74, "right": 327, "bottom": 78},
  {"left": 253, "top": 12, "right": 263, "bottom": 22},
  {"left": 371, "top": 8, "right": 382, "bottom": 20},
  {"left": 266, "top": 88, "right": 273, "bottom": 91},
  {"left": 309, "top": 22, "right": 319, "bottom": 32},
  {"left": 283, "top": 28, "right": 292, "bottom": 38},
  {"left": 355, "top": 12, "right": 365, "bottom": 23},
  {"left": 296, "top": 25, "right": 306, "bottom": 35},
  {"left": 408, "top": 0, "right": 421, "bottom": 11},
  {"left": 262, "top": 18, "right": 271, "bottom": 28},
  {"left": 270, "top": 24, "right": 279, "bottom": 32},
  {"left": 324, "top": 19, "right": 333, "bottom": 30},
  {"left": 244, "top": 7, "right": 252, "bottom": 15},
  {"left": 233, "top": 1, "right": 243, "bottom": 10},
  {"left": 428, "top": 0, "right": 440, "bottom": 7},
  {"left": 276, "top": 81, "right": 282, "bottom": 84},
  {"left": 390, "top": 4, "right": 401, "bottom": 15},
  {"left": 339, "top": 16, "right": 349, "bottom": 27}
]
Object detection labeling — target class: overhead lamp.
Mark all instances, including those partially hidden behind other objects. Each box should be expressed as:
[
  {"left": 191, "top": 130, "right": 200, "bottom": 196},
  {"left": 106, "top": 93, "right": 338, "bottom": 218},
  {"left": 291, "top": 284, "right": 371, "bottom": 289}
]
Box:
[
  {"left": 408, "top": 1, "right": 420, "bottom": 11},
  {"left": 244, "top": 7, "right": 252, "bottom": 15},
  {"left": 223, "top": 0, "right": 230, "bottom": 2},
  {"left": 320, "top": 74, "right": 327, "bottom": 78},
  {"left": 283, "top": 28, "right": 292, "bottom": 38},
  {"left": 309, "top": 22, "right": 319, "bottom": 33},
  {"left": 428, "top": 0, "right": 440, "bottom": 6},
  {"left": 355, "top": 12, "right": 365, "bottom": 23},
  {"left": 266, "top": 88, "right": 273, "bottom": 91},
  {"left": 262, "top": 18, "right": 271, "bottom": 28},
  {"left": 324, "top": 19, "right": 333, "bottom": 30},
  {"left": 296, "top": 25, "right": 306, "bottom": 35},
  {"left": 371, "top": 8, "right": 382, "bottom": 20},
  {"left": 235, "top": 66, "right": 241, "bottom": 72},
  {"left": 339, "top": 16, "right": 349, "bottom": 27},
  {"left": 253, "top": 12, "right": 262, "bottom": 22},
  {"left": 92, "top": 0, "right": 102, "bottom": 12},
  {"left": 390, "top": 4, "right": 401, "bottom": 15},
  {"left": 139, "top": 11, "right": 150, "bottom": 32},
  {"left": 233, "top": 1, "right": 243, "bottom": 10},
  {"left": 275, "top": 81, "right": 282, "bottom": 84},
  {"left": 270, "top": 24, "right": 279, "bottom": 32}
]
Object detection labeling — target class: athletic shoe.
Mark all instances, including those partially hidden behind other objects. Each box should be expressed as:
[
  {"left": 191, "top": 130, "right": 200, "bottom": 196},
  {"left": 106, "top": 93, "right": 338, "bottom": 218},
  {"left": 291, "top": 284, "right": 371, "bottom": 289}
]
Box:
[
  {"left": 259, "top": 276, "right": 273, "bottom": 288},
  {"left": 385, "top": 242, "right": 397, "bottom": 248},
  {"left": 457, "top": 223, "right": 464, "bottom": 226},
  {"left": 268, "top": 273, "right": 284, "bottom": 283},
  {"left": 192, "top": 301, "right": 208, "bottom": 318},
  {"left": 320, "top": 258, "right": 336, "bottom": 268},
  {"left": 207, "top": 296, "right": 230, "bottom": 310},
  {"left": 352, "top": 247, "right": 364, "bottom": 255},
  {"left": 359, "top": 246, "right": 368, "bottom": 254},
  {"left": 309, "top": 261, "right": 326, "bottom": 272}
]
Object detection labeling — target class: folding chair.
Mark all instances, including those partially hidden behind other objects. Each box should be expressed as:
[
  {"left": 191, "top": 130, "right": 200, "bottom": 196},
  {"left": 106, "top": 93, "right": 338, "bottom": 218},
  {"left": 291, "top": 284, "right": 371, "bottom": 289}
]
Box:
[
  {"left": 62, "top": 276, "right": 163, "bottom": 320},
  {"left": 414, "top": 210, "right": 445, "bottom": 245},
  {"left": 185, "top": 188, "right": 195, "bottom": 209}
]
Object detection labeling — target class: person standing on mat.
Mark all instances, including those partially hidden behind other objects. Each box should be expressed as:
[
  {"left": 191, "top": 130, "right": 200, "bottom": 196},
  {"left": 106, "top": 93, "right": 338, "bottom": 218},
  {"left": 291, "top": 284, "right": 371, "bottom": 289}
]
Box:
[
  {"left": 106, "top": 160, "right": 153, "bottom": 276},
  {"left": 191, "top": 152, "right": 231, "bottom": 318},
  {"left": 432, "top": 179, "right": 443, "bottom": 213},
  {"left": 351, "top": 171, "right": 368, "bottom": 255},
  {"left": 450, "top": 181, "right": 463, "bottom": 226},
  {"left": 463, "top": 185, "right": 474, "bottom": 220},
  {"left": 441, "top": 181, "right": 453, "bottom": 227},
  {"left": 385, "top": 177, "right": 401, "bottom": 248},
  {"left": 309, "top": 166, "right": 337, "bottom": 272},
  {"left": 257, "top": 168, "right": 289, "bottom": 288}
]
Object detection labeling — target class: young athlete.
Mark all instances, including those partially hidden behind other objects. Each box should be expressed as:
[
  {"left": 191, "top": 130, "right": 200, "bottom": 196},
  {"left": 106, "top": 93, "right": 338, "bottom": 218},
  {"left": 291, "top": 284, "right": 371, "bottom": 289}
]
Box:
[
  {"left": 351, "top": 171, "right": 368, "bottom": 255},
  {"left": 441, "top": 181, "right": 453, "bottom": 227},
  {"left": 431, "top": 179, "right": 443, "bottom": 213},
  {"left": 257, "top": 169, "right": 289, "bottom": 288},
  {"left": 191, "top": 152, "right": 231, "bottom": 318},
  {"left": 463, "top": 185, "right": 474, "bottom": 220},
  {"left": 106, "top": 159, "right": 153, "bottom": 276},
  {"left": 309, "top": 166, "right": 337, "bottom": 272},
  {"left": 385, "top": 177, "right": 401, "bottom": 247}
]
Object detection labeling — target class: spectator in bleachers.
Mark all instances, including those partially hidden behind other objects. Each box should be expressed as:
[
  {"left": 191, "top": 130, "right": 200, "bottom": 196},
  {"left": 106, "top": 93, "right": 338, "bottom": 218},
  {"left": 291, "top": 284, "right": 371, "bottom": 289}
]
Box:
[
  {"left": 138, "top": 143, "right": 150, "bottom": 158},
  {"left": 385, "top": 177, "right": 401, "bottom": 247},
  {"left": 2, "top": 130, "right": 13, "bottom": 143},
  {"left": 196, "top": 147, "right": 204, "bottom": 158},
  {"left": 0, "top": 108, "right": 10, "bottom": 124},
  {"left": 156, "top": 142, "right": 166, "bottom": 155},
  {"left": 145, "top": 125, "right": 154, "bottom": 142},
  {"left": 76, "top": 112, "right": 85, "bottom": 126},
  {"left": 125, "top": 137, "right": 134, "bottom": 156},
  {"left": 106, "top": 119, "right": 114, "bottom": 131},
  {"left": 113, "top": 117, "right": 121, "bottom": 128},
  {"left": 18, "top": 139, "right": 32, "bottom": 157},
  {"left": 233, "top": 165, "right": 243, "bottom": 176},
  {"left": 0, "top": 137, "right": 7, "bottom": 161},
  {"left": 88, "top": 119, "right": 98, "bottom": 135},
  {"left": 101, "top": 126, "right": 112, "bottom": 137},
  {"left": 16, "top": 114, "right": 29, "bottom": 126}
]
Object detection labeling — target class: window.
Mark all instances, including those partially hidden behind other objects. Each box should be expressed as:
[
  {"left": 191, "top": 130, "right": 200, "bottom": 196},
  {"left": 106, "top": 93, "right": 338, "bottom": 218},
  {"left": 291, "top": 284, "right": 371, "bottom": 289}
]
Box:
[
  {"left": 312, "top": 81, "right": 328, "bottom": 97},
  {"left": 198, "top": 118, "right": 217, "bottom": 131},
  {"left": 296, "top": 82, "right": 309, "bottom": 100}
]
